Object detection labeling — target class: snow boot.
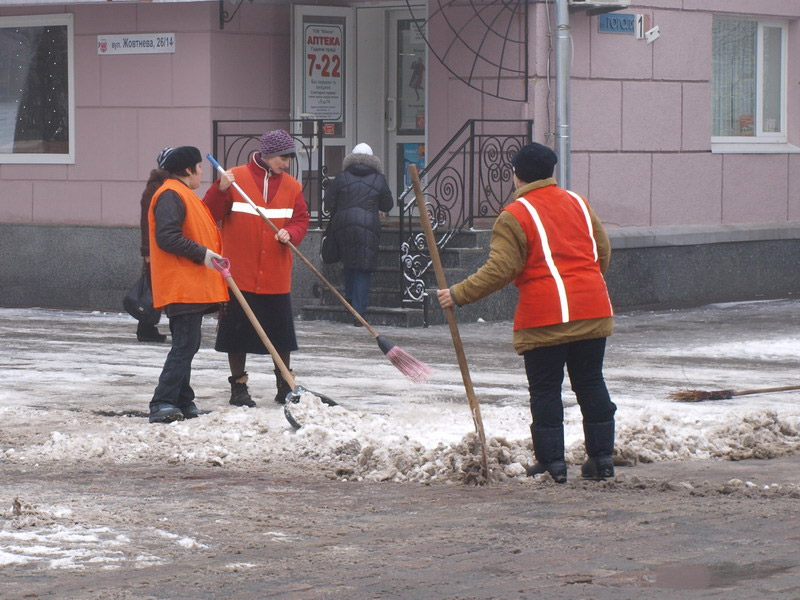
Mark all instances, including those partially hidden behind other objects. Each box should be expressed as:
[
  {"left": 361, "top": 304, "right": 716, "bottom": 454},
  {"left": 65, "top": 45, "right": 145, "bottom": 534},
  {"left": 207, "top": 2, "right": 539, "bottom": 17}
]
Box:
[
  {"left": 229, "top": 372, "right": 256, "bottom": 407},
  {"left": 149, "top": 402, "right": 184, "bottom": 424},
  {"left": 581, "top": 420, "right": 615, "bottom": 480},
  {"left": 526, "top": 425, "right": 567, "bottom": 484},
  {"left": 274, "top": 369, "right": 294, "bottom": 404}
]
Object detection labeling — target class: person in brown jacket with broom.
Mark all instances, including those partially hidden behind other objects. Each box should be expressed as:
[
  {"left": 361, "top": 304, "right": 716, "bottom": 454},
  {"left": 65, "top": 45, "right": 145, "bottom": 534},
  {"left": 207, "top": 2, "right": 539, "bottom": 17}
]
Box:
[{"left": 437, "top": 142, "right": 616, "bottom": 483}]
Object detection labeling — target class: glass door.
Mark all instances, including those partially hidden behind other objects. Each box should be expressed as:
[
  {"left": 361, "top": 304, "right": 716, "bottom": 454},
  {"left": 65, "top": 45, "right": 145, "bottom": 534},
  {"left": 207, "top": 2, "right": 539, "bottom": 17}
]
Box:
[{"left": 387, "top": 9, "right": 426, "bottom": 199}]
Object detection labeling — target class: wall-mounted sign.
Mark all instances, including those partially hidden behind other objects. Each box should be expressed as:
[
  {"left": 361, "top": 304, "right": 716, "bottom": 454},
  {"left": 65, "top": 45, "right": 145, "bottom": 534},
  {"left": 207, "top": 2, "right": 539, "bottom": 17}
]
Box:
[
  {"left": 598, "top": 13, "right": 636, "bottom": 34},
  {"left": 97, "top": 33, "right": 176, "bottom": 55},
  {"left": 302, "top": 23, "right": 344, "bottom": 122}
]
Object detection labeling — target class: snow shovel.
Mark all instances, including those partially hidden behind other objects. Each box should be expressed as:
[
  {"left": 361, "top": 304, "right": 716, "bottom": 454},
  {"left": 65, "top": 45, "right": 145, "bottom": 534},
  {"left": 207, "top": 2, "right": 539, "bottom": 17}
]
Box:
[
  {"left": 206, "top": 154, "right": 432, "bottom": 384},
  {"left": 409, "top": 164, "right": 490, "bottom": 483},
  {"left": 211, "top": 257, "right": 337, "bottom": 428}
]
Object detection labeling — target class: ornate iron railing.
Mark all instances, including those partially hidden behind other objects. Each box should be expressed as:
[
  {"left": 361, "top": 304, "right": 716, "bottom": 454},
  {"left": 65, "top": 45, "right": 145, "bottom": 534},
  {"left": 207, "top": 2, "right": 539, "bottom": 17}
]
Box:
[
  {"left": 398, "top": 119, "right": 534, "bottom": 308},
  {"left": 211, "top": 119, "right": 330, "bottom": 227}
]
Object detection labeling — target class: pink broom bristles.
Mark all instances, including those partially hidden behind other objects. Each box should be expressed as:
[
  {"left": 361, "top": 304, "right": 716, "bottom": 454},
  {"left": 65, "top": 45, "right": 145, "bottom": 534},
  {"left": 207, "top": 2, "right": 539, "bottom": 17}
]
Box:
[
  {"left": 386, "top": 346, "right": 434, "bottom": 383},
  {"left": 377, "top": 335, "right": 433, "bottom": 383}
]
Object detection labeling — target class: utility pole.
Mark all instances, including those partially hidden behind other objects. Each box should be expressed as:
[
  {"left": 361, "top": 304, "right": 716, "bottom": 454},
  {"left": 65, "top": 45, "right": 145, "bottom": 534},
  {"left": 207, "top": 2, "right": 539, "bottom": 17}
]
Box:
[{"left": 554, "top": 0, "right": 571, "bottom": 189}]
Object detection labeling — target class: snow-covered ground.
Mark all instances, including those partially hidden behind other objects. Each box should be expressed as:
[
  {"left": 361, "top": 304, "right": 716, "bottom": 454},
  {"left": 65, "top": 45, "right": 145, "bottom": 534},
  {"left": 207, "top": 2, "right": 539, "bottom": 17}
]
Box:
[
  {"left": 1, "top": 300, "right": 800, "bottom": 574},
  {"left": 1, "top": 299, "right": 799, "bottom": 482}
]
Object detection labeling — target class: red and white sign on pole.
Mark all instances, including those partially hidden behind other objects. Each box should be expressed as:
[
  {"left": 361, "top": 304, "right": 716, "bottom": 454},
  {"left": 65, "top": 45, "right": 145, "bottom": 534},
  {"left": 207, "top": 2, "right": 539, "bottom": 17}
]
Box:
[{"left": 302, "top": 24, "right": 343, "bottom": 122}]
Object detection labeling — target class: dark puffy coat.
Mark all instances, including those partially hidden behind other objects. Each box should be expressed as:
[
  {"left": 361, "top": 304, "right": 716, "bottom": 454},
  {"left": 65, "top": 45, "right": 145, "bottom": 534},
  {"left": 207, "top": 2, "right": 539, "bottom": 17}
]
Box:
[{"left": 323, "top": 153, "right": 394, "bottom": 271}]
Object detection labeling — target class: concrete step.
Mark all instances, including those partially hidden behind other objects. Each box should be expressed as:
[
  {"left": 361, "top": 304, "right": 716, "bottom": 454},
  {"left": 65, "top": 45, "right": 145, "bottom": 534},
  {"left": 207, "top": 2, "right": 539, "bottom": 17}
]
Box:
[{"left": 301, "top": 304, "right": 427, "bottom": 328}]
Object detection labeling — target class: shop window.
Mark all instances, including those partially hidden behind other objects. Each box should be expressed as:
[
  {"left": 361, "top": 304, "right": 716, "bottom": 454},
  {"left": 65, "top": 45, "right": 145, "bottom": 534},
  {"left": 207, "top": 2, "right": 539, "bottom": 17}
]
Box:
[
  {"left": 0, "top": 14, "right": 74, "bottom": 163},
  {"left": 711, "top": 16, "right": 794, "bottom": 153}
]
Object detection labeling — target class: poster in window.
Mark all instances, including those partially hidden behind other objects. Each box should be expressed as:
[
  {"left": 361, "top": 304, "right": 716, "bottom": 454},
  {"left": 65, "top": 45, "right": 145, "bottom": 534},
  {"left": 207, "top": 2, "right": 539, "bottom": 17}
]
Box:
[
  {"left": 397, "top": 20, "right": 425, "bottom": 135},
  {"left": 399, "top": 143, "right": 425, "bottom": 191},
  {"left": 302, "top": 19, "right": 344, "bottom": 135}
]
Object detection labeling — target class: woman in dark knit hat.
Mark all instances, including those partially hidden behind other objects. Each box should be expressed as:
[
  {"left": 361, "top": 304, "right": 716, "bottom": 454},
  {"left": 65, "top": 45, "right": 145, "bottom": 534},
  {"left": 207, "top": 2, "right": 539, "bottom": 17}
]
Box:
[
  {"left": 147, "top": 146, "right": 229, "bottom": 423},
  {"left": 437, "top": 142, "right": 617, "bottom": 484}
]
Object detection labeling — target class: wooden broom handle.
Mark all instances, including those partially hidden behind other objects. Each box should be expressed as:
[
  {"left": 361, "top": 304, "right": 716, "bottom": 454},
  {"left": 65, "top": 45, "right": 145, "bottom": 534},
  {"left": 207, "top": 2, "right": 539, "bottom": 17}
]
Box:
[
  {"left": 409, "top": 165, "right": 489, "bottom": 478},
  {"left": 208, "top": 156, "right": 379, "bottom": 337},
  {"left": 732, "top": 384, "right": 800, "bottom": 397}
]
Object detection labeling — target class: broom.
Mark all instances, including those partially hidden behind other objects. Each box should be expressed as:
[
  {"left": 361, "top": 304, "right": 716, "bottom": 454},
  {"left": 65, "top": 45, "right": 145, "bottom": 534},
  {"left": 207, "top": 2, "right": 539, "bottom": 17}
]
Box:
[
  {"left": 206, "top": 154, "right": 433, "bottom": 383},
  {"left": 409, "top": 164, "right": 490, "bottom": 483},
  {"left": 670, "top": 384, "right": 800, "bottom": 402}
]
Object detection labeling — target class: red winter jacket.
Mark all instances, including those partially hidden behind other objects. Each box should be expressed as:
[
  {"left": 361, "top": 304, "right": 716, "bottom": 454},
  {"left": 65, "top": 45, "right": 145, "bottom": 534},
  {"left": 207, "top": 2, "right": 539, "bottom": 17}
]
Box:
[{"left": 204, "top": 153, "right": 309, "bottom": 294}]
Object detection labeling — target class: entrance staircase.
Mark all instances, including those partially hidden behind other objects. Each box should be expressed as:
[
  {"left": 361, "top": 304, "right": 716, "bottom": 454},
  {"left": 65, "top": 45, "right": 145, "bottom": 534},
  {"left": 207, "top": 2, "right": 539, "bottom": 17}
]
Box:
[{"left": 300, "top": 224, "right": 493, "bottom": 327}]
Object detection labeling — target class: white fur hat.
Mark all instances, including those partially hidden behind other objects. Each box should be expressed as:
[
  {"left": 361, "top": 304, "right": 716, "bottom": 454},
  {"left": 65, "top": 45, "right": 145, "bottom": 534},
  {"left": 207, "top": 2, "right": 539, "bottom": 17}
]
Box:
[{"left": 352, "top": 142, "right": 373, "bottom": 155}]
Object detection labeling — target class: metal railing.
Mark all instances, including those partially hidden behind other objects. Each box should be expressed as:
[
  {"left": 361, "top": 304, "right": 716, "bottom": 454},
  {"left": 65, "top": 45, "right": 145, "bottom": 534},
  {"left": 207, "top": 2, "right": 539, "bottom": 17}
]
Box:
[
  {"left": 398, "top": 119, "right": 534, "bottom": 308},
  {"left": 211, "top": 119, "right": 330, "bottom": 227}
]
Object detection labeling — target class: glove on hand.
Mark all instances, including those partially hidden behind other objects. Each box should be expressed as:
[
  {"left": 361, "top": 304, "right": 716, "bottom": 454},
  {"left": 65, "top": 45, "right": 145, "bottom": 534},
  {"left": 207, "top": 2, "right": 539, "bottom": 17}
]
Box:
[{"left": 203, "top": 249, "right": 222, "bottom": 269}]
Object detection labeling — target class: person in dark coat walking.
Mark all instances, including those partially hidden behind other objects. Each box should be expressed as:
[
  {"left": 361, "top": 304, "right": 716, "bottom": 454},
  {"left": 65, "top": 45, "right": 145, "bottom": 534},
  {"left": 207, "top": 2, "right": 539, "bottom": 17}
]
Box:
[
  {"left": 135, "top": 148, "right": 173, "bottom": 343},
  {"left": 323, "top": 143, "right": 394, "bottom": 323}
]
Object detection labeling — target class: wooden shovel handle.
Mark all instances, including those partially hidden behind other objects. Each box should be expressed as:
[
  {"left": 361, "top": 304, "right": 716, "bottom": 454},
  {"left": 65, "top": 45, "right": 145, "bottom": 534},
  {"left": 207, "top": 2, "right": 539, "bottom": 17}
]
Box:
[{"left": 223, "top": 275, "right": 296, "bottom": 389}]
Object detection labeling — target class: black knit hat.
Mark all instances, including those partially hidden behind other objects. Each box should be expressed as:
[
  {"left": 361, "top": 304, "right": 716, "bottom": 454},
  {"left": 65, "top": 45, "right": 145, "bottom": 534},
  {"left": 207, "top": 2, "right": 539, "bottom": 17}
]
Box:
[
  {"left": 161, "top": 146, "right": 202, "bottom": 175},
  {"left": 511, "top": 142, "right": 558, "bottom": 183}
]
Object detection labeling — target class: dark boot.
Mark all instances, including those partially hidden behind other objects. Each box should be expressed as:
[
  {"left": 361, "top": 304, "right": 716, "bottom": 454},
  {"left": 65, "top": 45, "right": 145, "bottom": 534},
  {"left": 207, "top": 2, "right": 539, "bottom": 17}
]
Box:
[
  {"left": 179, "top": 401, "right": 201, "bottom": 419},
  {"left": 229, "top": 372, "right": 256, "bottom": 407},
  {"left": 581, "top": 420, "right": 615, "bottom": 480},
  {"left": 149, "top": 402, "right": 184, "bottom": 424},
  {"left": 274, "top": 369, "right": 294, "bottom": 404},
  {"left": 137, "top": 322, "right": 166, "bottom": 343},
  {"left": 526, "top": 425, "right": 567, "bottom": 484}
]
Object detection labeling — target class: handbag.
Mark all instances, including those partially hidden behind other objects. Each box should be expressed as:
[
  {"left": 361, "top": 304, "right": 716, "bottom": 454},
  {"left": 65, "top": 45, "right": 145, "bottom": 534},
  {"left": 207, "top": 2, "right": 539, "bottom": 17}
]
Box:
[
  {"left": 320, "top": 220, "right": 339, "bottom": 264},
  {"left": 123, "top": 273, "right": 160, "bottom": 325}
]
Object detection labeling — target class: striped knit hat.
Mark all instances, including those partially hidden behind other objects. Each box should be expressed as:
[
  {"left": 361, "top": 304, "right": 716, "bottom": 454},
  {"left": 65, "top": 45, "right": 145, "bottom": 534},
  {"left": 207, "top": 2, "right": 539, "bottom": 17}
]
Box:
[
  {"left": 156, "top": 147, "right": 173, "bottom": 169},
  {"left": 160, "top": 146, "right": 202, "bottom": 175}
]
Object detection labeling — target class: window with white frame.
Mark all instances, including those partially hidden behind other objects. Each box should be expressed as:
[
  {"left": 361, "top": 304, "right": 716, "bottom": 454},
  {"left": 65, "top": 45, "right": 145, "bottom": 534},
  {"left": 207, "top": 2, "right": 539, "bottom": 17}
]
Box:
[
  {"left": 0, "top": 14, "right": 74, "bottom": 163},
  {"left": 711, "top": 16, "right": 788, "bottom": 149}
]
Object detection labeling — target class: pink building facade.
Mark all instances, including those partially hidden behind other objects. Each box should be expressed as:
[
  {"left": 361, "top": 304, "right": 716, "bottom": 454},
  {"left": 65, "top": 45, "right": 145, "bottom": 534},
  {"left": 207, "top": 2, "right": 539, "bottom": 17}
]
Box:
[{"left": 1, "top": 0, "right": 799, "bottom": 314}]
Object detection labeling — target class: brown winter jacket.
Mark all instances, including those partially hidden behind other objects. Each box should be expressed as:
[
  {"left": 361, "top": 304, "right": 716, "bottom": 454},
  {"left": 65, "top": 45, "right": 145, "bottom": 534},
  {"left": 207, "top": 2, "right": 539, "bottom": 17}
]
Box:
[{"left": 450, "top": 178, "right": 613, "bottom": 354}]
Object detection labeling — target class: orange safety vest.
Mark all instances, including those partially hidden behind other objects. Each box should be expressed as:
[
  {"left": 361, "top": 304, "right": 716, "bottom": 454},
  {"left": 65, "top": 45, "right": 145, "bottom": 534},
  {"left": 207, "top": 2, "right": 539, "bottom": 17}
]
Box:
[
  {"left": 220, "top": 165, "right": 302, "bottom": 294},
  {"left": 148, "top": 179, "right": 229, "bottom": 309},
  {"left": 505, "top": 185, "right": 613, "bottom": 330}
]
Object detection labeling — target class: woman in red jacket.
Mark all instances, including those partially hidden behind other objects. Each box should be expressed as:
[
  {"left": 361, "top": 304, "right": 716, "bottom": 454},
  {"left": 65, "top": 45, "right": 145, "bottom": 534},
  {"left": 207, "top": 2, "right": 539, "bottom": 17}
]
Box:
[
  {"left": 437, "top": 142, "right": 616, "bottom": 483},
  {"left": 204, "top": 130, "right": 310, "bottom": 407}
]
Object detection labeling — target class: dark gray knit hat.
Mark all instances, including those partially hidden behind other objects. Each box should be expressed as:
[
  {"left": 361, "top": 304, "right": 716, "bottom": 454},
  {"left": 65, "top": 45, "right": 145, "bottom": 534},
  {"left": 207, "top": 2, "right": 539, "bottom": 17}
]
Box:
[
  {"left": 161, "top": 146, "right": 202, "bottom": 174},
  {"left": 260, "top": 129, "right": 297, "bottom": 158},
  {"left": 511, "top": 142, "right": 558, "bottom": 183}
]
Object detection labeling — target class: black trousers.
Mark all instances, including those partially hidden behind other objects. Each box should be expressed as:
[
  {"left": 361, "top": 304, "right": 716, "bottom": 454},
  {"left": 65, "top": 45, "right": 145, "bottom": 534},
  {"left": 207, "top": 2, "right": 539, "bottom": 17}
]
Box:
[
  {"left": 151, "top": 312, "right": 203, "bottom": 407},
  {"left": 523, "top": 337, "right": 616, "bottom": 429}
]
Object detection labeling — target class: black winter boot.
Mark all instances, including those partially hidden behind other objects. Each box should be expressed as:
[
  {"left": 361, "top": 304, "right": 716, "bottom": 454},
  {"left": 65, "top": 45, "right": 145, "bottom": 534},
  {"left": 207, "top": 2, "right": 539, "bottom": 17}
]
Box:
[
  {"left": 149, "top": 402, "right": 184, "bottom": 424},
  {"left": 137, "top": 322, "right": 166, "bottom": 343},
  {"left": 581, "top": 420, "right": 615, "bottom": 480},
  {"left": 229, "top": 372, "right": 257, "bottom": 407},
  {"left": 274, "top": 369, "right": 294, "bottom": 404},
  {"left": 179, "top": 401, "right": 202, "bottom": 419},
  {"left": 526, "top": 425, "right": 567, "bottom": 483}
]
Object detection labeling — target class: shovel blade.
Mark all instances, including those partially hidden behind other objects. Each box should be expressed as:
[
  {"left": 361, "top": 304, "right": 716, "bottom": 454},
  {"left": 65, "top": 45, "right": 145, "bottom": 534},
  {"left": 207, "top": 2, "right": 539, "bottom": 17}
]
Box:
[{"left": 283, "top": 385, "right": 339, "bottom": 429}]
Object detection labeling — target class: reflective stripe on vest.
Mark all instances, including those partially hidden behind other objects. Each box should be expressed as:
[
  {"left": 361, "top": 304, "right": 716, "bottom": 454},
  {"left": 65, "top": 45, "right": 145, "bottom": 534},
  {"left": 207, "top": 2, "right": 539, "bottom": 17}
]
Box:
[
  {"left": 230, "top": 202, "right": 294, "bottom": 219},
  {"left": 565, "top": 190, "right": 598, "bottom": 262},
  {"left": 518, "top": 197, "right": 570, "bottom": 323}
]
